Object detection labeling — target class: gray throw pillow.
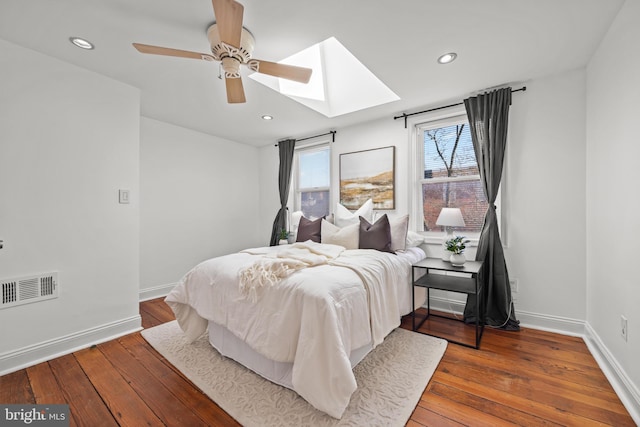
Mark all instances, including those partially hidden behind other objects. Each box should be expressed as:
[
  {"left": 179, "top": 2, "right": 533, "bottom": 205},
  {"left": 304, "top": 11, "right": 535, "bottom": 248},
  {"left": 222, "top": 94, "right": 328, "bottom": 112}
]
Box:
[
  {"left": 359, "top": 214, "right": 393, "bottom": 253},
  {"left": 296, "top": 216, "right": 323, "bottom": 243}
]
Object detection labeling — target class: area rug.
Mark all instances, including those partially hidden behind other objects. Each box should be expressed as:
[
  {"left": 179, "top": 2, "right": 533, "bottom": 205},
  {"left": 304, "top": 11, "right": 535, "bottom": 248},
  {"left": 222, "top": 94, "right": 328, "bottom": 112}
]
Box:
[{"left": 141, "top": 321, "right": 447, "bottom": 427}]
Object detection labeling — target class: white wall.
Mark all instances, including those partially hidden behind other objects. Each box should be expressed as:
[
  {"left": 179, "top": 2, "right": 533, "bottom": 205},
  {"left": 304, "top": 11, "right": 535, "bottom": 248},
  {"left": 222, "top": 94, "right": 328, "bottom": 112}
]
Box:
[
  {"left": 0, "top": 39, "right": 141, "bottom": 371},
  {"left": 259, "top": 69, "right": 588, "bottom": 332},
  {"left": 504, "top": 69, "right": 587, "bottom": 327},
  {"left": 139, "top": 118, "right": 262, "bottom": 298},
  {"left": 586, "top": 0, "right": 640, "bottom": 418}
]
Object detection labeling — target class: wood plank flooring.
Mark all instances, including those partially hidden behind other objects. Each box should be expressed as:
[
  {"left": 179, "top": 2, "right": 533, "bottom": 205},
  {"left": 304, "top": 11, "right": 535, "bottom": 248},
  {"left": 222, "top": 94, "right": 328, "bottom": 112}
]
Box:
[{"left": 0, "top": 298, "right": 634, "bottom": 426}]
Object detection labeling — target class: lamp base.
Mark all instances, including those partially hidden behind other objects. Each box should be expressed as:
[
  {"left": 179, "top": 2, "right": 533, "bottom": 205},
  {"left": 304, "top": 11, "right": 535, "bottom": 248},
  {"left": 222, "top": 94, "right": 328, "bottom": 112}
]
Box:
[{"left": 441, "top": 231, "right": 453, "bottom": 261}]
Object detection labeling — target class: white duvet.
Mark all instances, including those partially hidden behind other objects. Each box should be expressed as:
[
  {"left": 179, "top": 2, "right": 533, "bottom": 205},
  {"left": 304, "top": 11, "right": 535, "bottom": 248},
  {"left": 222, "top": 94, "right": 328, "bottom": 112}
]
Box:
[{"left": 165, "top": 241, "right": 425, "bottom": 419}]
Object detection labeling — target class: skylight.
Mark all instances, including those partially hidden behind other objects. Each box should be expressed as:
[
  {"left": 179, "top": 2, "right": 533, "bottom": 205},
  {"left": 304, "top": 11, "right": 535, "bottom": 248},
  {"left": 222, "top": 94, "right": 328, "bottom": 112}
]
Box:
[{"left": 249, "top": 37, "right": 399, "bottom": 118}]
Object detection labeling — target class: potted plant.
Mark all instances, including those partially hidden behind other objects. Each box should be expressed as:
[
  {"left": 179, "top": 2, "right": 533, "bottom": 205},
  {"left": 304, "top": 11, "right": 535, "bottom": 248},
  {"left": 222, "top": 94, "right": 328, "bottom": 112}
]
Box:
[
  {"left": 445, "top": 236, "right": 470, "bottom": 266},
  {"left": 278, "top": 229, "right": 289, "bottom": 245}
]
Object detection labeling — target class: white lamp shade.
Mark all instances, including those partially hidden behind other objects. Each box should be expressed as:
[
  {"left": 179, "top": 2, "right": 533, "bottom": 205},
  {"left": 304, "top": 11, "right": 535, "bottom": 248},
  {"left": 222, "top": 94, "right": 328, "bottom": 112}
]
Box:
[
  {"left": 435, "top": 208, "right": 466, "bottom": 227},
  {"left": 437, "top": 208, "right": 465, "bottom": 261}
]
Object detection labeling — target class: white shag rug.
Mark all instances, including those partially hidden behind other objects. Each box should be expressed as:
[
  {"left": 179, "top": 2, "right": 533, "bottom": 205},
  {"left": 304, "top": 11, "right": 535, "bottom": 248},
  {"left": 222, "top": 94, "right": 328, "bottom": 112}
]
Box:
[{"left": 141, "top": 321, "right": 447, "bottom": 427}]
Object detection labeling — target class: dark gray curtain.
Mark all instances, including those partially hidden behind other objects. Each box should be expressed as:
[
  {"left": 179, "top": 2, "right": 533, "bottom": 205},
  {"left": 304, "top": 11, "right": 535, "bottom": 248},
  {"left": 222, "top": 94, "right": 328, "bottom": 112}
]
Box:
[
  {"left": 269, "top": 139, "right": 296, "bottom": 246},
  {"left": 463, "top": 88, "right": 519, "bottom": 330}
]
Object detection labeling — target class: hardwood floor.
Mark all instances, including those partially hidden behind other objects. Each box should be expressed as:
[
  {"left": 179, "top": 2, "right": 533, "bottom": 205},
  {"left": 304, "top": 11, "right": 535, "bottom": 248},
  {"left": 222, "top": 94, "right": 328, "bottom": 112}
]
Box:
[{"left": 0, "top": 299, "right": 634, "bottom": 426}]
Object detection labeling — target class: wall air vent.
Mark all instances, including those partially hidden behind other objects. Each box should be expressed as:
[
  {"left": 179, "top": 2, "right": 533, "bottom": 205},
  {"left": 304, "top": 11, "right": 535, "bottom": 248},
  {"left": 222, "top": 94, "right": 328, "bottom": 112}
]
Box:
[{"left": 1, "top": 272, "right": 58, "bottom": 309}]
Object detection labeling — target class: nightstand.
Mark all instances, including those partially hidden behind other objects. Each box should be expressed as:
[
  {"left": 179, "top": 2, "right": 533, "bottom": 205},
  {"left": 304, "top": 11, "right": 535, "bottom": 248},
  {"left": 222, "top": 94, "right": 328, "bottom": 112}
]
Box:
[{"left": 411, "top": 257, "right": 484, "bottom": 349}]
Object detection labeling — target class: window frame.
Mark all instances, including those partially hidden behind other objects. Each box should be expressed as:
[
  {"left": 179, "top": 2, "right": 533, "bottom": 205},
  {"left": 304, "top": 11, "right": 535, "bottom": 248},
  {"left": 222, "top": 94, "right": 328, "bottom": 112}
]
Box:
[
  {"left": 409, "top": 107, "right": 503, "bottom": 246},
  {"left": 290, "top": 140, "right": 332, "bottom": 219}
]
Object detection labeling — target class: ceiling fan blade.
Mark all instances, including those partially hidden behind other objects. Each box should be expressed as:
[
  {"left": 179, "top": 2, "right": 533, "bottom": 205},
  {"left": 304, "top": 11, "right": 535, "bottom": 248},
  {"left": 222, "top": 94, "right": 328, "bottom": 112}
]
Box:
[
  {"left": 211, "top": 0, "right": 244, "bottom": 48},
  {"left": 132, "top": 43, "right": 214, "bottom": 61},
  {"left": 225, "top": 76, "right": 246, "bottom": 103},
  {"left": 249, "top": 60, "right": 312, "bottom": 83}
]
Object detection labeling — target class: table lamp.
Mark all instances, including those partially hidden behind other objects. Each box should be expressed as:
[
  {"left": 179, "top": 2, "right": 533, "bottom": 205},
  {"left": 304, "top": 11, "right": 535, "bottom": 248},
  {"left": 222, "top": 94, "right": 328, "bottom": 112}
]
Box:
[{"left": 435, "top": 208, "right": 465, "bottom": 261}]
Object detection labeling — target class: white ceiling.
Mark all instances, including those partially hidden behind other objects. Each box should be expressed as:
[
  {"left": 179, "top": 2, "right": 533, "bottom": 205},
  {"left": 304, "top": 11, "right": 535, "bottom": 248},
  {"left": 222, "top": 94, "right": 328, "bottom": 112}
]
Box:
[{"left": 0, "top": 0, "right": 624, "bottom": 147}]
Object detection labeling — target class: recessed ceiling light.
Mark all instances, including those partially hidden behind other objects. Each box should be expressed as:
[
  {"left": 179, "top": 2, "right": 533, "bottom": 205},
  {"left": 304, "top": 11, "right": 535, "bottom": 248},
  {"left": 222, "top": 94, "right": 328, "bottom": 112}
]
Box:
[
  {"left": 437, "top": 52, "right": 457, "bottom": 64},
  {"left": 69, "top": 37, "right": 94, "bottom": 50},
  {"left": 261, "top": 115, "right": 273, "bottom": 120}
]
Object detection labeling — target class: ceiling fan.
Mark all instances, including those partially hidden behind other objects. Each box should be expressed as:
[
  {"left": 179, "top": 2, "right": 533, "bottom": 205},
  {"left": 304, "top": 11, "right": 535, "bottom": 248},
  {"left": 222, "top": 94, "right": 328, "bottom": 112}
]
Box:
[{"left": 132, "top": 0, "right": 312, "bottom": 104}]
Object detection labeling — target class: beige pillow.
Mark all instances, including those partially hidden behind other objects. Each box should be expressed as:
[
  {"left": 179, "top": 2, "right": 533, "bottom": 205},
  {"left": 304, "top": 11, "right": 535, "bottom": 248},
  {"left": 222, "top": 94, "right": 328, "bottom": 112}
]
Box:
[
  {"left": 389, "top": 215, "right": 409, "bottom": 252},
  {"left": 321, "top": 220, "right": 359, "bottom": 249}
]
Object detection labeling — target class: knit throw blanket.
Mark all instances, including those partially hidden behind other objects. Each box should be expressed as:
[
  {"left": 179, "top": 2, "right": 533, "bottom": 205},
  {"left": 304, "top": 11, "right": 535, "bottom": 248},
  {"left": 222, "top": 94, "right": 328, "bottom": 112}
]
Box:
[{"left": 239, "top": 241, "right": 345, "bottom": 302}]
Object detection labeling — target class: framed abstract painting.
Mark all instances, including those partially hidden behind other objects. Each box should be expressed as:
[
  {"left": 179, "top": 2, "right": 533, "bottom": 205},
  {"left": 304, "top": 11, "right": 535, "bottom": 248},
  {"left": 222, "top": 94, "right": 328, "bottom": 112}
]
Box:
[{"left": 339, "top": 146, "right": 395, "bottom": 210}]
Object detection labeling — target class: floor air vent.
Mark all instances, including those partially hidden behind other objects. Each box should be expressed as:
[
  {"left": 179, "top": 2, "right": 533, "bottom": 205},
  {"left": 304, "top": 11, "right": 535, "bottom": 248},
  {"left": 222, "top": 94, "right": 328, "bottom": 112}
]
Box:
[{"left": 1, "top": 272, "right": 58, "bottom": 309}]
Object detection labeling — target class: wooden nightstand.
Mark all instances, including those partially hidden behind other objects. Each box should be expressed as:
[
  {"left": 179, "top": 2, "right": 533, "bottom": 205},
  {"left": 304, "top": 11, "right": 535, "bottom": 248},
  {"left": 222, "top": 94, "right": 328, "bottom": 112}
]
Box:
[{"left": 411, "top": 257, "right": 484, "bottom": 349}]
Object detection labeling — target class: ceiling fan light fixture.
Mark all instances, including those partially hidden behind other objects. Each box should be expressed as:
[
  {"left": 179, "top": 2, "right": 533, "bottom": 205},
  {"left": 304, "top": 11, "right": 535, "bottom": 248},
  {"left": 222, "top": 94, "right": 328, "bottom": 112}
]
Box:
[
  {"left": 207, "top": 23, "right": 255, "bottom": 63},
  {"left": 221, "top": 56, "right": 241, "bottom": 77},
  {"left": 69, "top": 37, "right": 94, "bottom": 50},
  {"left": 261, "top": 115, "right": 273, "bottom": 120},
  {"left": 437, "top": 52, "right": 457, "bottom": 64},
  {"left": 131, "top": 0, "right": 313, "bottom": 104}
]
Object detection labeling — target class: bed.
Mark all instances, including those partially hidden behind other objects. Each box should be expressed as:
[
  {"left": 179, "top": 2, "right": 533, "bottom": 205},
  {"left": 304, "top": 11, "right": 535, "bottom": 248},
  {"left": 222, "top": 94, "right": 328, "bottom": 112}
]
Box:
[{"left": 165, "top": 239, "right": 426, "bottom": 419}]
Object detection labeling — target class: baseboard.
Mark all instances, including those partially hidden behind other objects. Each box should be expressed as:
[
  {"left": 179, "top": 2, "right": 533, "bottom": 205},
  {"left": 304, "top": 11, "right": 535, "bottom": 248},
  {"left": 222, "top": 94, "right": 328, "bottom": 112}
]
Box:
[
  {"left": 139, "top": 282, "right": 176, "bottom": 302},
  {"left": 425, "top": 296, "right": 466, "bottom": 318},
  {"left": 428, "top": 296, "right": 586, "bottom": 336},
  {"left": 428, "top": 296, "right": 639, "bottom": 423},
  {"left": 584, "top": 323, "right": 640, "bottom": 424},
  {"left": 512, "top": 308, "right": 585, "bottom": 336},
  {"left": 0, "top": 315, "right": 142, "bottom": 376}
]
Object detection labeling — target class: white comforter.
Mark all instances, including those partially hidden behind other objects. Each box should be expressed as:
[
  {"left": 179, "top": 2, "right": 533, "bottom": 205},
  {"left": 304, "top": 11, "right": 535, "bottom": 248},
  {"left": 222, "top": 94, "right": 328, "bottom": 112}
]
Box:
[{"left": 165, "top": 241, "right": 424, "bottom": 418}]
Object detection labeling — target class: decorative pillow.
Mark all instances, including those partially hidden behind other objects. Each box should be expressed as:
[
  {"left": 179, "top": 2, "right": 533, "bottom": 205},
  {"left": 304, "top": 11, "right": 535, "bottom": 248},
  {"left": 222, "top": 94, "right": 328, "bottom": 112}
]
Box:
[
  {"left": 359, "top": 214, "right": 393, "bottom": 253},
  {"left": 321, "top": 220, "right": 359, "bottom": 249},
  {"left": 334, "top": 199, "right": 373, "bottom": 227},
  {"left": 389, "top": 214, "right": 409, "bottom": 252},
  {"left": 296, "top": 216, "right": 323, "bottom": 243},
  {"left": 406, "top": 230, "right": 425, "bottom": 248},
  {"left": 291, "top": 211, "right": 304, "bottom": 232}
]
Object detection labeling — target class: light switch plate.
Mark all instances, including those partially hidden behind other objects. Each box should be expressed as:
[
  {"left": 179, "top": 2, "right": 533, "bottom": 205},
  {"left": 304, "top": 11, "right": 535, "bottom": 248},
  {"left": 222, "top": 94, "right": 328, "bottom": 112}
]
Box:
[{"left": 119, "top": 189, "right": 130, "bottom": 204}]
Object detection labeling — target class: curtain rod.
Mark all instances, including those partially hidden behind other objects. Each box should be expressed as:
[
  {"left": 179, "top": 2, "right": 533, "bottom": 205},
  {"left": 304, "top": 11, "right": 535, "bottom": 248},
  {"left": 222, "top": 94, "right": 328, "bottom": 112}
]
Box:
[
  {"left": 393, "top": 86, "right": 527, "bottom": 128},
  {"left": 275, "top": 130, "right": 336, "bottom": 147}
]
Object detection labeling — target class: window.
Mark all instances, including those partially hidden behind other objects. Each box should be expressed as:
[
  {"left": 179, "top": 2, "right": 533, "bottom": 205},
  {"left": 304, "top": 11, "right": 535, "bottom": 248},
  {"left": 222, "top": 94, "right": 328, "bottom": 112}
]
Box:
[
  {"left": 292, "top": 143, "right": 331, "bottom": 219},
  {"left": 414, "top": 115, "right": 488, "bottom": 238}
]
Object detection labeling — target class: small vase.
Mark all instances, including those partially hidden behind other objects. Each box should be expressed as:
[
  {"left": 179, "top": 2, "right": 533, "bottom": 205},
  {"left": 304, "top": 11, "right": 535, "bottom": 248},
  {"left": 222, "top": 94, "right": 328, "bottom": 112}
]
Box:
[
  {"left": 278, "top": 239, "right": 288, "bottom": 245},
  {"left": 450, "top": 253, "right": 466, "bottom": 267}
]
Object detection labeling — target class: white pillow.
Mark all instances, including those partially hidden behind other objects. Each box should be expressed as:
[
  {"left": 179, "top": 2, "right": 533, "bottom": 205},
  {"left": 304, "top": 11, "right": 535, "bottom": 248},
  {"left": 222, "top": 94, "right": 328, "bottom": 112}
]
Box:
[
  {"left": 291, "top": 210, "right": 304, "bottom": 232},
  {"left": 325, "top": 213, "right": 334, "bottom": 224},
  {"left": 321, "top": 220, "right": 359, "bottom": 249},
  {"left": 334, "top": 199, "right": 373, "bottom": 227},
  {"left": 406, "top": 230, "right": 425, "bottom": 248},
  {"left": 389, "top": 215, "right": 409, "bottom": 252}
]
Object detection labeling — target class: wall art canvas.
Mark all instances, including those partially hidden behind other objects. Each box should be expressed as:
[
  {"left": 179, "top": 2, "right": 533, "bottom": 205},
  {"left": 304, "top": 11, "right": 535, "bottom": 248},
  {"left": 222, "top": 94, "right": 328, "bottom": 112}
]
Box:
[{"left": 340, "top": 146, "right": 395, "bottom": 210}]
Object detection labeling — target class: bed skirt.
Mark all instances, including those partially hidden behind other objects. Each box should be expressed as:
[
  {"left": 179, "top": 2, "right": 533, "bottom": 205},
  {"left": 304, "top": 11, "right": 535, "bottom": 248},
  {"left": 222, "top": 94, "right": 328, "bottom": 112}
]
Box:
[{"left": 208, "top": 320, "right": 373, "bottom": 390}]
